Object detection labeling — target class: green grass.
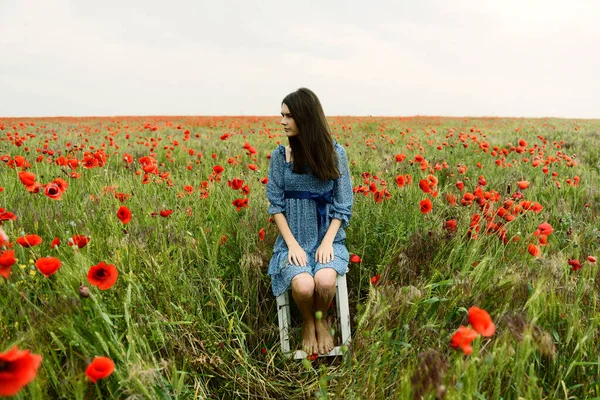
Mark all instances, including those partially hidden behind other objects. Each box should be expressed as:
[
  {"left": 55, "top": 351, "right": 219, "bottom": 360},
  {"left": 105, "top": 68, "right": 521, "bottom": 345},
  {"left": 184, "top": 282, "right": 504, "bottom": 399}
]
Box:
[{"left": 1, "top": 116, "right": 599, "bottom": 399}]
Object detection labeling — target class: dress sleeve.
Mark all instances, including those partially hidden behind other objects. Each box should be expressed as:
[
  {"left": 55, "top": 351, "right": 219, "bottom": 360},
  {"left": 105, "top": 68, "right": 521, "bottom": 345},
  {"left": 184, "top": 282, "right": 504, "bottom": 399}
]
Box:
[
  {"left": 330, "top": 144, "right": 353, "bottom": 228},
  {"left": 266, "top": 147, "right": 286, "bottom": 215}
]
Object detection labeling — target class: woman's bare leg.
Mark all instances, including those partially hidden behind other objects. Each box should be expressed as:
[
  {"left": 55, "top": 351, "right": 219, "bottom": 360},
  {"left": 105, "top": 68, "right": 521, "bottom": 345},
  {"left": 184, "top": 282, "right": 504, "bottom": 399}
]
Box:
[
  {"left": 291, "top": 273, "right": 318, "bottom": 355},
  {"left": 314, "top": 268, "right": 337, "bottom": 354}
]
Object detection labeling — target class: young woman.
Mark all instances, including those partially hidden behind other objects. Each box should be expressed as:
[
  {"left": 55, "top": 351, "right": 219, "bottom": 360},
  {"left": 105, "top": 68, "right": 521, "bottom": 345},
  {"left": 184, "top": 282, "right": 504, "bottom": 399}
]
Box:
[{"left": 266, "top": 88, "right": 354, "bottom": 356}]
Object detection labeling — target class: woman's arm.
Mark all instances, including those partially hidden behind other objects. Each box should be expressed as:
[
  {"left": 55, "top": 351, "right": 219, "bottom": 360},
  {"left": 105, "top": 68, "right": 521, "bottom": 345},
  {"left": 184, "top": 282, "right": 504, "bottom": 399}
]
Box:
[{"left": 273, "top": 213, "right": 307, "bottom": 267}]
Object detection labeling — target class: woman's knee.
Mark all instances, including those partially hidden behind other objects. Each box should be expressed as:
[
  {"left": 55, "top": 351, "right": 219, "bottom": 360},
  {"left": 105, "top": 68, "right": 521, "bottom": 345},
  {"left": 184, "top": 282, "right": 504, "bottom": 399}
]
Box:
[
  {"left": 314, "top": 268, "right": 337, "bottom": 292},
  {"left": 291, "top": 273, "right": 315, "bottom": 298}
]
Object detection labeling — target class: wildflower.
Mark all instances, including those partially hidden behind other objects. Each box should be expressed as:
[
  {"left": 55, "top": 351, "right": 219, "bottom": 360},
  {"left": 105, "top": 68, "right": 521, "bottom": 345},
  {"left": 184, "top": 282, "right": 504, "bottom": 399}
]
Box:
[
  {"left": 528, "top": 243, "right": 542, "bottom": 258},
  {"left": 588, "top": 256, "right": 596, "bottom": 263},
  {"left": 69, "top": 235, "right": 90, "bottom": 248},
  {"left": 0, "top": 346, "right": 43, "bottom": 396},
  {"left": 395, "top": 175, "right": 405, "bottom": 188},
  {"left": 371, "top": 275, "right": 381, "bottom": 285},
  {"left": 50, "top": 237, "right": 60, "bottom": 249},
  {"left": 420, "top": 198, "right": 433, "bottom": 214},
  {"left": 534, "top": 222, "right": 553, "bottom": 236},
  {"left": 258, "top": 228, "right": 265, "bottom": 241},
  {"left": 16, "top": 234, "right": 43, "bottom": 248},
  {"left": 517, "top": 181, "right": 530, "bottom": 189},
  {"left": 468, "top": 306, "right": 495, "bottom": 337},
  {"left": 0, "top": 250, "right": 16, "bottom": 279},
  {"left": 117, "top": 206, "right": 132, "bottom": 224},
  {"left": 349, "top": 254, "right": 362, "bottom": 263},
  {"left": 232, "top": 198, "right": 249, "bottom": 211},
  {"left": 18, "top": 171, "right": 36, "bottom": 187},
  {"left": 85, "top": 356, "right": 115, "bottom": 383},
  {"left": 87, "top": 262, "right": 119, "bottom": 290},
  {"left": 568, "top": 259, "right": 582, "bottom": 271},
  {"left": 160, "top": 209, "right": 173, "bottom": 218},
  {"left": 445, "top": 219, "right": 457, "bottom": 233},
  {"left": 35, "top": 257, "right": 62, "bottom": 277},
  {"left": 227, "top": 178, "right": 244, "bottom": 190},
  {"left": 44, "top": 183, "right": 63, "bottom": 200},
  {"left": 450, "top": 326, "right": 479, "bottom": 355}
]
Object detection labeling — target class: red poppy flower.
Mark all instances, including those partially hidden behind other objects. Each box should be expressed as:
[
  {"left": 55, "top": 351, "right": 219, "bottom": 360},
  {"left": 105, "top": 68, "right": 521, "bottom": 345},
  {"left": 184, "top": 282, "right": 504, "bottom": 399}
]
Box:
[
  {"left": 0, "top": 346, "right": 43, "bottom": 396},
  {"left": 445, "top": 219, "right": 457, "bottom": 233},
  {"left": 260, "top": 177, "right": 268, "bottom": 184},
  {"left": 588, "top": 256, "right": 596, "bottom": 263},
  {"left": 419, "top": 198, "right": 433, "bottom": 214},
  {"left": 213, "top": 165, "right": 224, "bottom": 174},
  {"left": 468, "top": 306, "right": 495, "bottom": 337},
  {"left": 87, "top": 261, "right": 119, "bottom": 290},
  {"left": 18, "top": 171, "right": 36, "bottom": 187},
  {"left": 349, "top": 254, "right": 362, "bottom": 263},
  {"left": 25, "top": 182, "right": 41, "bottom": 193},
  {"left": 114, "top": 192, "right": 130, "bottom": 202},
  {"left": 44, "top": 183, "right": 63, "bottom": 200},
  {"left": 85, "top": 356, "right": 115, "bottom": 383},
  {"left": 16, "top": 234, "right": 43, "bottom": 248},
  {"left": 395, "top": 175, "right": 405, "bottom": 188},
  {"left": 0, "top": 208, "right": 17, "bottom": 222},
  {"left": 456, "top": 181, "right": 464, "bottom": 191},
  {"left": 528, "top": 243, "right": 541, "bottom": 258},
  {"left": 160, "top": 209, "right": 173, "bottom": 218},
  {"left": 69, "top": 235, "right": 90, "bottom": 248},
  {"left": 371, "top": 275, "right": 381, "bottom": 285},
  {"left": 52, "top": 178, "right": 68, "bottom": 193},
  {"left": 0, "top": 250, "right": 16, "bottom": 279},
  {"left": 517, "top": 181, "right": 530, "bottom": 189},
  {"left": 50, "top": 237, "right": 60, "bottom": 249},
  {"left": 419, "top": 179, "right": 431, "bottom": 194},
  {"left": 568, "top": 259, "right": 582, "bottom": 271},
  {"left": 258, "top": 228, "right": 265, "bottom": 241},
  {"left": 117, "top": 206, "right": 132, "bottom": 224},
  {"left": 450, "top": 326, "right": 479, "bottom": 355},
  {"left": 35, "top": 256, "right": 62, "bottom": 277},
  {"left": 232, "top": 198, "right": 249, "bottom": 211},
  {"left": 227, "top": 178, "right": 244, "bottom": 190},
  {"left": 533, "top": 222, "right": 553, "bottom": 236}
]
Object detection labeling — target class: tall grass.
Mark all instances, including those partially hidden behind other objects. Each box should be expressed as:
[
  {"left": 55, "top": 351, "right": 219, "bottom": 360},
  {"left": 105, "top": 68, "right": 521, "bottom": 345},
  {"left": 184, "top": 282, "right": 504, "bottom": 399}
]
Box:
[{"left": 1, "top": 116, "right": 599, "bottom": 398}]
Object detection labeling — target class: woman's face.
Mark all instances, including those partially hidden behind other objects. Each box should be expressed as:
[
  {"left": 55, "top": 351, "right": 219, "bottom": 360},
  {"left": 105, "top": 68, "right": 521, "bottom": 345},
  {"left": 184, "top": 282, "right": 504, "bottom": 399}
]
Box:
[{"left": 280, "top": 103, "right": 299, "bottom": 137}]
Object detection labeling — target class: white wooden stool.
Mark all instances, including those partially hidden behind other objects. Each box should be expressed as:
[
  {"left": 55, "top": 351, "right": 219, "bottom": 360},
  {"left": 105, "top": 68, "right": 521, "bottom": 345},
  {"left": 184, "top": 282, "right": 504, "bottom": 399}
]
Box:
[{"left": 276, "top": 273, "right": 351, "bottom": 359}]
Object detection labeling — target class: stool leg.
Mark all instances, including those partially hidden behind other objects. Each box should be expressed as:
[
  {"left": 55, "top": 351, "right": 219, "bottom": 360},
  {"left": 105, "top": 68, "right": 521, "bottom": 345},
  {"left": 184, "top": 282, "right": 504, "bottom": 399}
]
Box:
[
  {"left": 276, "top": 291, "right": 291, "bottom": 356},
  {"left": 336, "top": 274, "right": 351, "bottom": 346}
]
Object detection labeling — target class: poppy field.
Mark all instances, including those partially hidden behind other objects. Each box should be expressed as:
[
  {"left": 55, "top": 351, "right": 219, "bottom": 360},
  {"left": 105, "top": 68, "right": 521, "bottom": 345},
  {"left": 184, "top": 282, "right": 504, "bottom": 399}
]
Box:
[{"left": 1, "top": 115, "right": 600, "bottom": 399}]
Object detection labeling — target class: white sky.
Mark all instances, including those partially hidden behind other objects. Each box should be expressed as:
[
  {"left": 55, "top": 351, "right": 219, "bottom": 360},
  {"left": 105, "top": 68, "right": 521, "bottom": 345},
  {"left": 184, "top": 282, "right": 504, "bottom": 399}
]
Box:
[{"left": 1, "top": 0, "right": 599, "bottom": 118}]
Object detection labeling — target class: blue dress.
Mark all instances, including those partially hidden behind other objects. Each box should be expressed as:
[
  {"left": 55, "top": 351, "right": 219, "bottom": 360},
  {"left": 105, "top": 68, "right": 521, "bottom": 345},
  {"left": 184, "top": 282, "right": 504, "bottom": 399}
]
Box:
[{"left": 266, "top": 140, "right": 354, "bottom": 297}]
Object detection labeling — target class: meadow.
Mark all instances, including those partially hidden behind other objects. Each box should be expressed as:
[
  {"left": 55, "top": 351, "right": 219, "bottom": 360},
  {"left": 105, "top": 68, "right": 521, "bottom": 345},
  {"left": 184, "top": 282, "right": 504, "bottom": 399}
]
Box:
[{"left": 1, "top": 115, "right": 600, "bottom": 399}]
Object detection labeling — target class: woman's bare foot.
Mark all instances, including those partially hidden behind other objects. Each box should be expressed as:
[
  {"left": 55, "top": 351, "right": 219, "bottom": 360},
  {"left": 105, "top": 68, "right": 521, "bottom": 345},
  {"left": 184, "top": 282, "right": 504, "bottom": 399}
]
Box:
[
  {"left": 315, "top": 320, "right": 334, "bottom": 354},
  {"left": 302, "top": 321, "right": 318, "bottom": 355}
]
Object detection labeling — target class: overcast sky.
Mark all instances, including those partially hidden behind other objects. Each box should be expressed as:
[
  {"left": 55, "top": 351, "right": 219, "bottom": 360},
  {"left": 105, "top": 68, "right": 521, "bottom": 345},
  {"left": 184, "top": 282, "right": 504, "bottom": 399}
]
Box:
[{"left": 1, "top": 0, "right": 599, "bottom": 118}]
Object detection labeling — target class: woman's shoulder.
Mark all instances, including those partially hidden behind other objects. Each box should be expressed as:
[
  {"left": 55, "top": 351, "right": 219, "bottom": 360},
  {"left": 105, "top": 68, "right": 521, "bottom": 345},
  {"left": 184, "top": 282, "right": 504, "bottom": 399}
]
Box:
[
  {"left": 333, "top": 140, "right": 347, "bottom": 156},
  {"left": 270, "top": 144, "right": 286, "bottom": 159}
]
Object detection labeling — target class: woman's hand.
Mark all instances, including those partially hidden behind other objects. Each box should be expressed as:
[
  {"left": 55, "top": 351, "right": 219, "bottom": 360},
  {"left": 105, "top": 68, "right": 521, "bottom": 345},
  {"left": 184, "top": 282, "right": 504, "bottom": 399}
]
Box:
[
  {"left": 315, "top": 241, "right": 334, "bottom": 264},
  {"left": 288, "top": 243, "right": 307, "bottom": 267}
]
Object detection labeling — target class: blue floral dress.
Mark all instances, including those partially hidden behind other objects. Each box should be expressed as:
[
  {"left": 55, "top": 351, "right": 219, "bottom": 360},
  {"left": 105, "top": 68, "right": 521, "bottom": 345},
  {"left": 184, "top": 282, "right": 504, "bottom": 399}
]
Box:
[{"left": 266, "top": 140, "right": 354, "bottom": 297}]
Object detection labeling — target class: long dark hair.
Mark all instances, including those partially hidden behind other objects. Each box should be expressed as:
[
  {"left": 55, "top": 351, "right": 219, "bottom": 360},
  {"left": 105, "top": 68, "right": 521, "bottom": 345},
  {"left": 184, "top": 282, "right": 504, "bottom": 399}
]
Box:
[{"left": 282, "top": 88, "right": 340, "bottom": 181}]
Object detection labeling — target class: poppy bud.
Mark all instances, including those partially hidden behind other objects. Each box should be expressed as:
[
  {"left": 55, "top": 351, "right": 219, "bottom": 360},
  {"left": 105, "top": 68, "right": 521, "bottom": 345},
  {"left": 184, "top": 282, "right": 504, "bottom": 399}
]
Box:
[{"left": 79, "top": 285, "right": 90, "bottom": 298}]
